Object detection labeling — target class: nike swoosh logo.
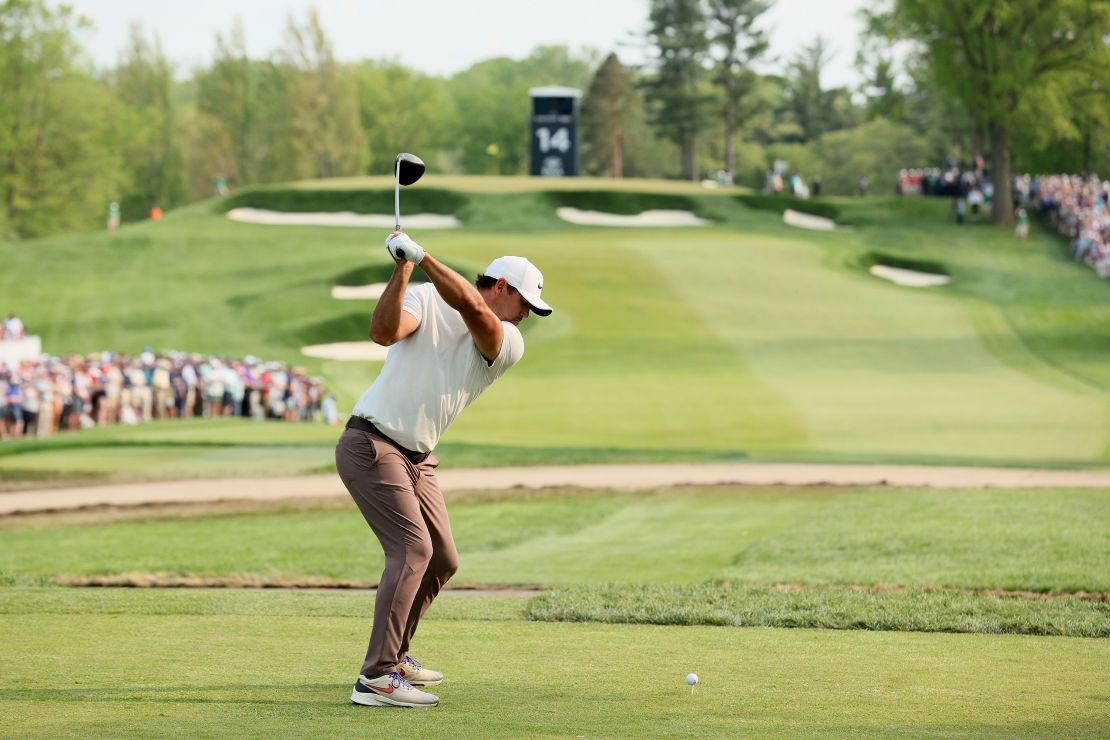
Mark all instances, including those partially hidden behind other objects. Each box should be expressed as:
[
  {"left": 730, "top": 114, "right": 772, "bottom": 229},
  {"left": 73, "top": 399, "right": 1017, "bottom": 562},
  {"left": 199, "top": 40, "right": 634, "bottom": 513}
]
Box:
[{"left": 367, "top": 684, "right": 394, "bottom": 694}]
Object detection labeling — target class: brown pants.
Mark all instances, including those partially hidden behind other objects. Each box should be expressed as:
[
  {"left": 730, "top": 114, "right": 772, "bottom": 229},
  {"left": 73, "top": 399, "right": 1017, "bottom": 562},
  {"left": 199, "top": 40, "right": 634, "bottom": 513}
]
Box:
[{"left": 335, "top": 427, "right": 459, "bottom": 678}]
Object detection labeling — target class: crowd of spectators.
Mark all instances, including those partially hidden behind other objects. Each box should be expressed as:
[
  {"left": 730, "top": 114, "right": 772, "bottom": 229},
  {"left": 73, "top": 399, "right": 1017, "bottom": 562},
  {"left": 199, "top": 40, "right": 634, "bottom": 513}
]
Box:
[
  {"left": 1, "top": 314, "right": 27, "bottom": 341},
  {"left": 897, "top": 161, "right": 1109, "bottom": 277},
  {"left": 1, "top": 349, "right": 339, "bottom": 439},
  {"left": 1035, "top": 174, "right": 1110, "bottom": 278},
  {"left": 897, "top": 161, "right": 994, "bottom": 218}
]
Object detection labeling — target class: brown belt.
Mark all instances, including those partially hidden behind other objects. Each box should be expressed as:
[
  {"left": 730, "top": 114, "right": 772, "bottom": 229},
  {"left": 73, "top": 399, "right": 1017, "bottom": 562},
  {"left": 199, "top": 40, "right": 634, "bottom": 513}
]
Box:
[{"left": 345, "top": 415, "right": 430, "bottom": 465}]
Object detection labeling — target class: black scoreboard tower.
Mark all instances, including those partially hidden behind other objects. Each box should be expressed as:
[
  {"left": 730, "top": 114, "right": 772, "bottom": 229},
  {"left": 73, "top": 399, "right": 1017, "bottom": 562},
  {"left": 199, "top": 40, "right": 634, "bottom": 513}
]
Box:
[{"left": 528, "top": 86, "right": 582, "bottom": 177}]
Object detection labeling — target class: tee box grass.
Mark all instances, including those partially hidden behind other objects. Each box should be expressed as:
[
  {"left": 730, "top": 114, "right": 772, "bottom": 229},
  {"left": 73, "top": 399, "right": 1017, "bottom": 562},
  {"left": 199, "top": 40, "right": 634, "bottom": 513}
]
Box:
[
  {"left": 2, "top": 482, "right": 1109, "bottom": 736},
  {"left": 2, "top": 590, "right": 1107, "bottom": 738}
]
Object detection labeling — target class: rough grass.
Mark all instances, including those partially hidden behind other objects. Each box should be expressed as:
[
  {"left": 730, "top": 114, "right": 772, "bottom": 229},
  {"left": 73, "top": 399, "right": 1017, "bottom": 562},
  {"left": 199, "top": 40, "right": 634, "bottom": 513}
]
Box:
[
  {"left": 734, "top": 192, "right": 846, "bottom": 221},
  {"left": 524, "top": 582, "right": 1109, "bottom": 637},
  {"left": 3, "top": 486, "right": 1107, "bottom": 639}
]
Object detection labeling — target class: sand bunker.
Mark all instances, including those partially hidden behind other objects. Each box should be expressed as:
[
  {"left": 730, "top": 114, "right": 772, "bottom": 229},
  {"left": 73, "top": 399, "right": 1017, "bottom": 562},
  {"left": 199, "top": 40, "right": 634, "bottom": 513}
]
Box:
[
  {"left": 227, "top": 208, "right": 461, "bottom": 229},
  {"left": 869, "top": 264, "right": 951, "bottom": 287},
  {"left": 332, "top": 284, "right": 387, "bottom": 300},
  {"left": 556, "top": 207, "right": 708, "bottom": 227},
  {"left": 301, "top": 342, "right": 389, "bottom": 361},
  {"left": 330, "top": 282, "right": 425, "bottom": 300},
  {"left": 783, "top": 209, "right": 837, "bottom": 231}
]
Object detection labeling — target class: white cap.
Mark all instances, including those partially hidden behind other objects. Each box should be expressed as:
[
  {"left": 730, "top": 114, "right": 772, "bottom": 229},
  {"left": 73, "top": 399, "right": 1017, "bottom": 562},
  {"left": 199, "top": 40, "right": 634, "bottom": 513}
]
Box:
[{"left": 482, "top": 256, "right": 553, "bottom": 316}]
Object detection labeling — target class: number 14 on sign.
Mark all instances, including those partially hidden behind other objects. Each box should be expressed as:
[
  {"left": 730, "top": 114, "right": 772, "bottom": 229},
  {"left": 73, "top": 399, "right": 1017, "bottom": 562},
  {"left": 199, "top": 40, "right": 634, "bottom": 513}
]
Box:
[{"left": 535, "top": 127, "right": 570, "bottom": 153}]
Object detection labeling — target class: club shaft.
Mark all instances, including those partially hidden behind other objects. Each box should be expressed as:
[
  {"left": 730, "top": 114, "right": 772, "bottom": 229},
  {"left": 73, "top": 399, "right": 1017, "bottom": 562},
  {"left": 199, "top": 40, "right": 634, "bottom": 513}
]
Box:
[{"left": 395, "top": 170, "right": 401, "bottom": 231}]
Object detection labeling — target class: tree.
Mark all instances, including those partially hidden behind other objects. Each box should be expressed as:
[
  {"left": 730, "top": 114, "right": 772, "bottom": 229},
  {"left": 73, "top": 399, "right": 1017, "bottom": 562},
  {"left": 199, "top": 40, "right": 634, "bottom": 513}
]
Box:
[
  {"left": 706, "top": 0, "right": 770, "bottom": 179},
  {"left": 0, "top": 0, "right": 122, "bottom": 236},
  {"left": 112, "top": 22, "right": 190, "bottom": 219},
  {"left": 581, "top": 53, "right": 641, "bottom": 177},
  {"left": 643, "top": 0, "right": 712, "bottom": 180},
  {"left": 857, "top": 56, "right": 906, "bottom": 122},
  {"left": 783, "top": 36, "right": 841, "bottom": 142},
  {"left": 899, "top": 52, "right": 976, "bottom": 165},
  {"left": 274, "top": 8, "right": 366, "bottom": 180},
  {"left": 193, "top": 19, "right": 289, "bottom": 189},
  {"left": 448, "top": 46, "right": 596, "bottom": 175},
  {"left": 876, "top": 0, "right": 1110, "bottom": 225},
  {"left": 352, "top": 61, "right": 455, "bottom": 176}
]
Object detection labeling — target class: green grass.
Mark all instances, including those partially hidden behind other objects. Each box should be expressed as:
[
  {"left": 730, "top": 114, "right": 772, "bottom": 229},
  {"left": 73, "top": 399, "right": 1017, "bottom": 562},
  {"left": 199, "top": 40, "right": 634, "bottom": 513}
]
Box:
[
  {"left": 220, "top": 185, "right": 468, "bottom": 215},
  {"left": 0, "top": 180, "right": 1107, "bottom": 479},
  {"left": 734, "top": 192, "right": 846, "bottom": 221},
  {"left": 4, "top": 487, "right": 1106, "bottom": 595},
  {"left": 1, "top": 588, "right": 1107, "bottom": 738},
  {"left": 526, "top": 582, "right": 1109, "bottom": 637}
]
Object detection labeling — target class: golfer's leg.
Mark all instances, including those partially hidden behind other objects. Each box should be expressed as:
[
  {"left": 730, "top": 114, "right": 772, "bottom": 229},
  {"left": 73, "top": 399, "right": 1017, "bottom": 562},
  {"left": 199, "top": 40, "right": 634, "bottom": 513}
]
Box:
[
  {"left": 399, "top": 457, "right": 459, "bottom": 656},
  {"left": 335, "top": 430, "right": 433, "bottom": 678}
]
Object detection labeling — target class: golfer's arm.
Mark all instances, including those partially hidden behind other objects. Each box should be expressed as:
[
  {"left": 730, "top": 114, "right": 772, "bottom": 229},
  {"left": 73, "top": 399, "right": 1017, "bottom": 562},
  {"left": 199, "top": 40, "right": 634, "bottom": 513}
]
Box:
[
  {"left": 418, "top": 253, "right": 503, "bottom": 359},
  {"left": 369, "top": 262, "right": 420, "bottom": 345}
]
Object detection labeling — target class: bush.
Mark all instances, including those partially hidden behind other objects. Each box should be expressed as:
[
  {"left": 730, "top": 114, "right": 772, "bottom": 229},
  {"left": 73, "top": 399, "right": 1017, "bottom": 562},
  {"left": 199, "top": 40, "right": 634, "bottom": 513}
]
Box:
[
  {"left": 760, "top": 119, "right": 932, "bottom": 199},
  {"left": 811, "top": 119, "right": 930, "bottom": 197}
]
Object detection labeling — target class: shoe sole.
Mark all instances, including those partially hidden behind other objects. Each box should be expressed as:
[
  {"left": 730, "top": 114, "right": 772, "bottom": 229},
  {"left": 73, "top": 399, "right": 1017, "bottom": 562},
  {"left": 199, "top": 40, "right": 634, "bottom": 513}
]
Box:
[
  {"left": 407, "top": 678, "right": 443, "bottom": 687},
  {"left": 351, "top": 688, "right": 438, "bottom": 708}
]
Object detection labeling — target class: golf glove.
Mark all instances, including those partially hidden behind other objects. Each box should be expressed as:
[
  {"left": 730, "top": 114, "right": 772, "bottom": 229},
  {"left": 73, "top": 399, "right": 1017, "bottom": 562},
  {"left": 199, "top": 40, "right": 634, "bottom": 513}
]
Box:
[{"left": 385, "top": 232, "right": 425, "bottom": 264}]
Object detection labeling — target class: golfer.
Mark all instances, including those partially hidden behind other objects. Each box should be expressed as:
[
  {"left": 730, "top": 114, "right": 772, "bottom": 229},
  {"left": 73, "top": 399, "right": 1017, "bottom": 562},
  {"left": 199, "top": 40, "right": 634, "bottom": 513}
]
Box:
[{"left": 337, "top": 231, "right": 552, "bottom": 708}]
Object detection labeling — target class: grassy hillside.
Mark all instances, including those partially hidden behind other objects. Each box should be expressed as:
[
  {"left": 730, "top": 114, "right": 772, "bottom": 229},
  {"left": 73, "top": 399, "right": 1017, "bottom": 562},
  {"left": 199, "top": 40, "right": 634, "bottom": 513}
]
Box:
[{"left": 0, "top": 178, "right": 1107, "bottom": 476}]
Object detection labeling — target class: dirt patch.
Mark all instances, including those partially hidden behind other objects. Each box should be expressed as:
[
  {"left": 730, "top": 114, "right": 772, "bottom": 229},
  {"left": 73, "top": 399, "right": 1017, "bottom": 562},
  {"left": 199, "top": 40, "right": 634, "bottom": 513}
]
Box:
[
  {"left": 3, "top": 464, "right": 1110, "bottom": 516},
  {"left": 52, "top": 573, "right": 541, "bottom": 597},
  {"left": 47, "top": 574, "right": 1104, "bottom": 602}
]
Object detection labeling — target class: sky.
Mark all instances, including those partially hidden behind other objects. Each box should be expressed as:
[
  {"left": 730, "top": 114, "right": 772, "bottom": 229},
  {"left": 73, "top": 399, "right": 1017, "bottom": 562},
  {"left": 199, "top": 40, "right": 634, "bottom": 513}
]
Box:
[{"left": 66, "top": 0, "right": 871, "bottom": 89}]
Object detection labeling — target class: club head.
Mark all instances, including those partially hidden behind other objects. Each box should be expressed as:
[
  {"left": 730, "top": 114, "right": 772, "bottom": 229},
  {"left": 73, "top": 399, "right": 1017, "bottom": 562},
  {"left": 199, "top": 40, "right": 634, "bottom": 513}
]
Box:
[{"left": 395, "top": 153, "right": 426, "bottom": 186}]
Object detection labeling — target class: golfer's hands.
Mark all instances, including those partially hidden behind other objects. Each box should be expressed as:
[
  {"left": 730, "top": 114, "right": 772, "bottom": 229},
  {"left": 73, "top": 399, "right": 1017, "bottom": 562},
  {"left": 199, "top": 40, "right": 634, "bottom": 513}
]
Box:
[{"left": 386, "top": 231, "right": 425, "bottom": 264}]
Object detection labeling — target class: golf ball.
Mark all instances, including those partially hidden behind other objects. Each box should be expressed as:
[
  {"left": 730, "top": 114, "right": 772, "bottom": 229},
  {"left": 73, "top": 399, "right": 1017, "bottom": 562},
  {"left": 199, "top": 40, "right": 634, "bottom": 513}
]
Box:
[{"left": 686, "top": 673, "right": 699, "bottom": 685}]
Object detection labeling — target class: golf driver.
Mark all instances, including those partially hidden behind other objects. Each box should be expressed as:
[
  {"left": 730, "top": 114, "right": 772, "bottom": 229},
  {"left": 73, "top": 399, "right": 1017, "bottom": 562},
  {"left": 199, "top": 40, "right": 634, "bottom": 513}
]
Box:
[{"left": 394, "top": 152, "right": 426, "bottom": 233}]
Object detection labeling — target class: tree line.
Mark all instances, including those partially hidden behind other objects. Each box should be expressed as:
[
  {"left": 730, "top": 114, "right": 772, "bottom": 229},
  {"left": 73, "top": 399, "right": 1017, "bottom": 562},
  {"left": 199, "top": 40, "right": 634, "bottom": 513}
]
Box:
[{"left": 2, "top": 0, "right": 1107, "bottom": 238}]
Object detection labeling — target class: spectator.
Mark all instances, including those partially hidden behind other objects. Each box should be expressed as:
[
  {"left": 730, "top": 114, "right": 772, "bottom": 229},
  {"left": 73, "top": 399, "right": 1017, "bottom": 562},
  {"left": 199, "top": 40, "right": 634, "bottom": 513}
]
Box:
[
  {"left": 968, "top": 186, "right": 984, "bottom": 218},
  {"left": 0, "top": 349, "right": 333, "bottom": 438},
  {"left": 1014, "top": 207, "right": 1029, "bottom": 239},
  {"left": 4, "top": 314, "right": 26, "bottom": 341},
  {"left": 1036, "top": 174, "right": 1110, "bottom": 278},
  {"left": 107, "top": 202, "right": 120, "bottom": 234}
]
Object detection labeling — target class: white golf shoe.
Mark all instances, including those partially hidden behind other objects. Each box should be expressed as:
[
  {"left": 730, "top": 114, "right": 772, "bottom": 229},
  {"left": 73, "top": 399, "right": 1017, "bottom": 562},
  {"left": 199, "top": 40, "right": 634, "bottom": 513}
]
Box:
[
  {"left": 351, "top": 672, "right": 439, "bottom": 708},
  {"left": 397, "top": 655, "right": 444, "bottom": 686}
]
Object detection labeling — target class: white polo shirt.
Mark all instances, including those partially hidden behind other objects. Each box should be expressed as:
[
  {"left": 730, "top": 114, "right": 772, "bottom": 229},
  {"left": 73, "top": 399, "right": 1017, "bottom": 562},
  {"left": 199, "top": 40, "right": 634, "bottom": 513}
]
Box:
[{"left": 351, "top": 283, "right": 524, "bottom": 452}]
